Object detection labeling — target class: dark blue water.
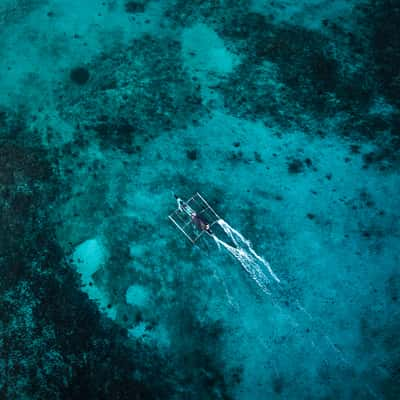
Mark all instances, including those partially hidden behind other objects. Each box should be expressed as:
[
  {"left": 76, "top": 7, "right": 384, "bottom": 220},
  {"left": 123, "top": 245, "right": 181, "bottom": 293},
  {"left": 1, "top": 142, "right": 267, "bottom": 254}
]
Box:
[{"left": 1, "top": 1, "right": 399, "bottom": 399}]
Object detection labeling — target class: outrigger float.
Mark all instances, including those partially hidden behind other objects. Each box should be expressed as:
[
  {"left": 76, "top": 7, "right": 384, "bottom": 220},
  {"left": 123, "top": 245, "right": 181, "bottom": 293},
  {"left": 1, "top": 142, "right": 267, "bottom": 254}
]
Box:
[{"left": 168, "top": 193, "right": 220, "bottom": 244}]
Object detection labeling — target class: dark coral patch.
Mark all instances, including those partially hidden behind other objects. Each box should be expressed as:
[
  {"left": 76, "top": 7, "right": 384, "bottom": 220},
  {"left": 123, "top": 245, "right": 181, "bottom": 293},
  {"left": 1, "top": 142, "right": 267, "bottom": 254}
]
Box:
[
  {"left": 93, "top": 120, "right": 135, "bottom": 150},
  {"left": 70, "top": 67, "right": 90, "bottom": 85},
  {"left": 186, "top": 149, "right": 198, "bottom": 160},
  {"left": 367, "top": 0, "right": 400, "bottom": 107},
  {"left": 288, "top": 159, "right": 304, "bottom": 174},
  {"left": 272, "top": 375, "right": 284, "bottom": 394},
  {"left": 60, "top": 36, "right": 205, "bottom": 152},
  {"left": 125, "top": 1, "right": 145, "bottom": 13},
  {"left": 304, "top": 158, "right": 312, "bottom": 167}
]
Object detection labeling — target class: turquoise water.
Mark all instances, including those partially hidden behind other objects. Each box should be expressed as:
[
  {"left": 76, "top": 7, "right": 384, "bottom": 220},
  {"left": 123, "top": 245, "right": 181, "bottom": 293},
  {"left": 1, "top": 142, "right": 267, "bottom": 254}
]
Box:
[{"left": 1, "top": 1, "right": 399, "bottom": 399}]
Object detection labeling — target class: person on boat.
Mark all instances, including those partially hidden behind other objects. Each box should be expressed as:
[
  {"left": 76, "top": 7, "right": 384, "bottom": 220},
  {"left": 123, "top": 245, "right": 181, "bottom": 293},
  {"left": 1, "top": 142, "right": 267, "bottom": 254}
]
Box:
[{"left": 191, "top": 212, "right": 212, "bottom": 233}]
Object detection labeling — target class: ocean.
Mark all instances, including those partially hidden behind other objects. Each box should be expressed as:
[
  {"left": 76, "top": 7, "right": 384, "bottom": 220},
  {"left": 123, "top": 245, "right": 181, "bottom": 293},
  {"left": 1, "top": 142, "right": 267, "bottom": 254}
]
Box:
[{"left": 0, "top": 1, "right": 399, "bottom": 399}]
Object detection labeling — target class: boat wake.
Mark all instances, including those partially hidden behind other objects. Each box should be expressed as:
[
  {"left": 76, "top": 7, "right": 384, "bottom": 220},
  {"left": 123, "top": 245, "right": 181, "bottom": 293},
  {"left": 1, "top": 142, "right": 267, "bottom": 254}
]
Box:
[{"left": 211, "top": 219, "right": 280, "bottom": 294}]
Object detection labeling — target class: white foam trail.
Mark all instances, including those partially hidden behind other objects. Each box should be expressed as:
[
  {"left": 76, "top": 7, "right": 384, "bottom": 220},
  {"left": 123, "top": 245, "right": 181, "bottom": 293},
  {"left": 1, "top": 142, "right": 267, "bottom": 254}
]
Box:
[
  {"left": 210, "top": 219, "right": 280, "bottom": 294},
  {"left": 217, "top": 219, "right": 280, "bottom": 283},
  {"left": 212, "top": 235, "right": 271, "bottom": 294}
]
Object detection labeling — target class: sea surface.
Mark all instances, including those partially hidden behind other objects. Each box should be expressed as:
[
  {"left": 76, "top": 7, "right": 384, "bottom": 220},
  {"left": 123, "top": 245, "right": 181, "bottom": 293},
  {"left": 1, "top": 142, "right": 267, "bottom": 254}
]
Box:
[{"left": 0, "top": 1, "right": 399, "bottom": 399}]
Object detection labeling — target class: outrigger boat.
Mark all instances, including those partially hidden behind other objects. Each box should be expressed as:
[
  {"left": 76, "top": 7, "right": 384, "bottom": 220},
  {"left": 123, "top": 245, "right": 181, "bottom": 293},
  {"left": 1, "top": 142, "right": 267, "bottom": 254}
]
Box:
[
  {"left": 169, "top": 193, "right": 281, "bottom": 288},
  {"left": 168, "top": 193, "right": 221, "bottom": 244}
]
